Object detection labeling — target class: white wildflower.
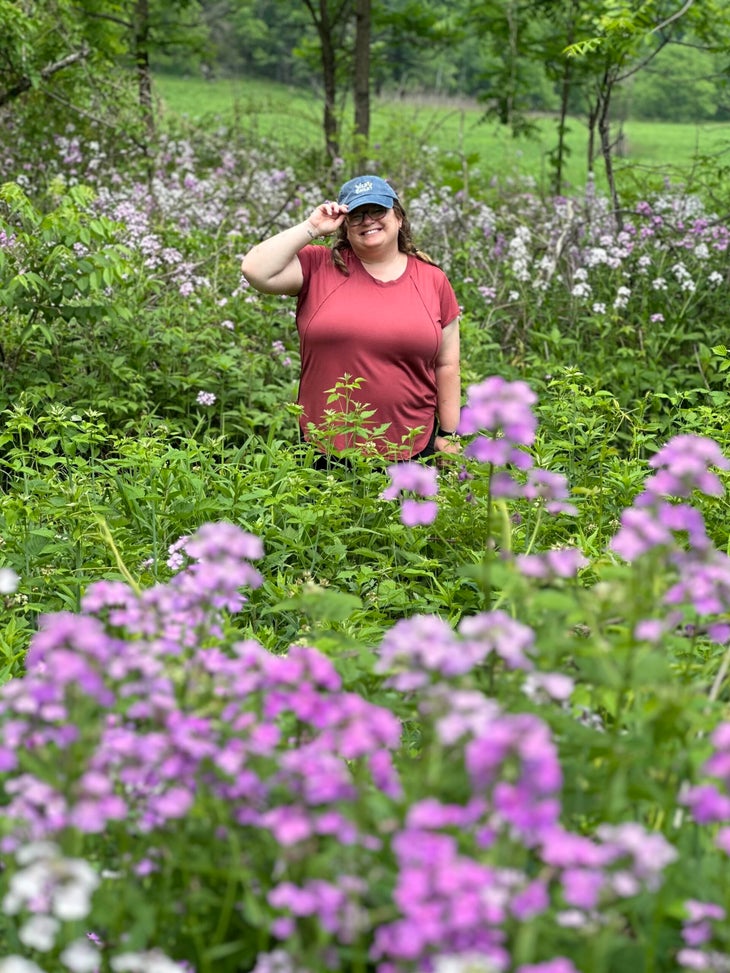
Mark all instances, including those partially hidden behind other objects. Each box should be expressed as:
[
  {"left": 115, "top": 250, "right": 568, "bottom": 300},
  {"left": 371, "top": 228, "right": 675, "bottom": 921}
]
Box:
[
  {"left": 111, "top": 952, "right": 188, "bottom": 973},
  {"left": 613, "top": 285, "right": 631, "bottom": 309},
  {"left": 52, "top": 881, "right": 95, "bottom": 921},
  {"left": 585, "top": 246, "right": 608, "bottom": 266},
  {"left": 571, "top": 282, "right": 592, "bottom": 299},
  {"left": 0, "top": 960, "right": 48, "bottom": 973},
  {"left": 60, "top": 940, "right": 102, "bottom": 973},
  {"left": 0, "top": 567, "right": 19, "bottom": 594},
  {"left": 433, "top": 955, "right": 500, "bottom": 973},
  {"left": 18, "top": 915, "right": 59, "bottom": 952}
]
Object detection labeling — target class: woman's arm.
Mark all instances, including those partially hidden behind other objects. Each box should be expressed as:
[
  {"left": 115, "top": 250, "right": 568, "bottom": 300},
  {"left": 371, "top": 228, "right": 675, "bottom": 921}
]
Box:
[
  {"left": 240, "top": 201, "right": 348, "bottom": 296},
  {"left": 434, "top": 317, "right": 461, "bottom": 454}
]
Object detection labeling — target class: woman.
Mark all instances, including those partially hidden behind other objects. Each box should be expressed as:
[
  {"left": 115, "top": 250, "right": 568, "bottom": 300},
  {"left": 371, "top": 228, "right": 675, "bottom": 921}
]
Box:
[{"left": 240, "top": 174, "right": 461, "bottom": 462}]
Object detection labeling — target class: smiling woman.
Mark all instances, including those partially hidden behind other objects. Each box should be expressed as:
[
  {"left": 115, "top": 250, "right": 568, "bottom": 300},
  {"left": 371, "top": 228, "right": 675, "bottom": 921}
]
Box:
[{"left": 240, "top": 173, "right": 461, "bottom": 464}]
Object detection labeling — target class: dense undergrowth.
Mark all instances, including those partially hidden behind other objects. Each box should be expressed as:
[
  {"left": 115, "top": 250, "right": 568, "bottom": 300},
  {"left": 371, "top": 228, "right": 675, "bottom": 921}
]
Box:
[{"left": 1, "top": 109, "right": 730, "bottom": 972}]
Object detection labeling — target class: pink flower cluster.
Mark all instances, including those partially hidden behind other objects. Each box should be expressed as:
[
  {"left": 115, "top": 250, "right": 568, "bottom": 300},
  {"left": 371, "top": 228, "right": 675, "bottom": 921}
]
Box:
[
  {"left": 610, "top": 434, "right": 730, "bottom": 643},
  {"left": 459, "top": 376, "right": 537, "bottom": 498},
  {"left": 677, "top": 899, "right": 729, "bottom": 971},
  {"left": 682, "top": 722, "right": 730, "bottom": 857},
  {"left": 0, "top": 521, "right": 688, "bottom": 972},
  {"left": 382, "top": 462, "right": 440, "bottom": 526}
]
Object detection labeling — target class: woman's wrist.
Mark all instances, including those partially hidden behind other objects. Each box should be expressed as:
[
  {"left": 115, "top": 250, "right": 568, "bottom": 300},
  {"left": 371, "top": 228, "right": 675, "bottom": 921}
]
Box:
[
  {"left": 437, "top": 425, "right": 460, "bottom": 438},
  {"left": 304, "top": 220, "right": 319, "bottom": 241}
]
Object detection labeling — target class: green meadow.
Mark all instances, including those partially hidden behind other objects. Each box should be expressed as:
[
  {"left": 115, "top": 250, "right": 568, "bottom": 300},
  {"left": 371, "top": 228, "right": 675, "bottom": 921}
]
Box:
[{"left": 154, "top": 73, "right": 730, "bottom": 195}]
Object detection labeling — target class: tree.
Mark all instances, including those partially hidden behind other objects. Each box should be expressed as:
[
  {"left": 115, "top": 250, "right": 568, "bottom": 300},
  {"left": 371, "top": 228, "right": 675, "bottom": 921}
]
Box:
[
  {"left": 298, "top": 0, "right": 355, "bottom": 163},
  {"left": 629, "top": 39, "right": 723, "bottom": 121},
  {"left": 353, "top": 0, "right": 371, "bottom": 162},
  {"left": 0, "top": 0, "right": 93, "bottom": 109},
  {"left": 81, "top": 0, "right": 208, "bottom": 140},
  {"left": 565, "top": 0, "right": 730, "bottom": 223},
  {"left": 0, "top": 0, "right": 210, "bottom": 170}
]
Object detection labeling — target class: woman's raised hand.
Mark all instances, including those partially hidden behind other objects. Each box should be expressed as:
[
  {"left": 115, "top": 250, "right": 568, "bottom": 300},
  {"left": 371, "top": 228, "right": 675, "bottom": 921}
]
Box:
[{"left": 308, "top": 200, "right": 348, "bottom": 237}]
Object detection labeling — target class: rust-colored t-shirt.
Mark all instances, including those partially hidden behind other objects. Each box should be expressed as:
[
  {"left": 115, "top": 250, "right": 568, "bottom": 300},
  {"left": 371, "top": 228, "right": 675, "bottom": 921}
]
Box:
[{"left": 296, "top": 246, "right": 459, "bottom": 459}]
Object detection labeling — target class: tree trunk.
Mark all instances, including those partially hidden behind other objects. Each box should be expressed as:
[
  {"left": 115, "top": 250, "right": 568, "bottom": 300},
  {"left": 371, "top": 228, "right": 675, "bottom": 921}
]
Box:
[
  {"left": 551, "top": 3, "right": 578, "bottom": 198},
  {"left": 134, "top": 0, "right": 155, "bottom": 141},
  {"left": 553, "top": 55, "right": 573, "bottom": 196},
  {"left": 353, "top": 0, "right": 370, "bottom": 167},
  {"left": 318, "top": 0, "right": 339, "bottom": 162},
  {"left": 596, "top": 67, "right": 622, "bottom": 230}
]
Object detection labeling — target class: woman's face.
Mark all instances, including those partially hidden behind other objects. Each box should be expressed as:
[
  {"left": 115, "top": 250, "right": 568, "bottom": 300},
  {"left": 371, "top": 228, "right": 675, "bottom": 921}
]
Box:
[{"left": 345, "top": 204, "right": 402, "bottom": 256}]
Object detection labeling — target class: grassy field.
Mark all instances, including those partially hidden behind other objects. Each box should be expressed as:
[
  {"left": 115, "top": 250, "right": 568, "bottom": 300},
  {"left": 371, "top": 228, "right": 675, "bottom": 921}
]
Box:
[{"left": 153, "top": 73, "right": 730, "bottom": 195}]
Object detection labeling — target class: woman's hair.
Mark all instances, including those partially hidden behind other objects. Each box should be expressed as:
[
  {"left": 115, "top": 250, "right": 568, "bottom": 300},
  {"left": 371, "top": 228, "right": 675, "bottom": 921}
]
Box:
[{"left": 331, "top": 200, "right": 436, "bottom": 275}]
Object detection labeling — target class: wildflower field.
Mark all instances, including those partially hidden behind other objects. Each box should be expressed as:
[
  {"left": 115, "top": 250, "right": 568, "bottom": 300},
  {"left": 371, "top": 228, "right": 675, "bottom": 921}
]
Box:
[{"left": 1, "top": 106, "right": 730, "bottom": 973}]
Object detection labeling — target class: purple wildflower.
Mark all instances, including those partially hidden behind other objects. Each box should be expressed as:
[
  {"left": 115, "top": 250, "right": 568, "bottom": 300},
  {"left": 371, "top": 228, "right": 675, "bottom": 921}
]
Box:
[
  {"left": 644, "top": 435, "right": 729, "bottom": 501},
  {"left": 516, "top": 548, "right": 588, "bottom": 580},
  {"left": 382, "top": 461, "right": 439, "bottom": 526},
  {"left": 523, "top": 468, "right": 578, "bottom": 515},
  {"left": 458, "top": 376, "right": 537, "bottom": 445}
]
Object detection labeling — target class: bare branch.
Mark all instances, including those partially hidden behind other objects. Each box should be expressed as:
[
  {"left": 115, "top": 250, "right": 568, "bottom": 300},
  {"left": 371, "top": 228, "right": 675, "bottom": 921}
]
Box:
[
  {"left": 76, "top": 10, "right": 132, "bottom": 29},
  {"left": 0, "top": 46, "right": 90, "bottom": 108},
  {"left": 615, "top": 35, "right": 670, "bottom": 84},
  {"left": 652, "top": 0, "right": 695, "bottom": 34}
]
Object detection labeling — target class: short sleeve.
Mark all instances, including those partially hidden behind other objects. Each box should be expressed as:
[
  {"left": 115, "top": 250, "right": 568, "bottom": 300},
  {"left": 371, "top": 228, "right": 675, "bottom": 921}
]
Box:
[
  {"left": 297, "top": 244, "right": 331, "bottom": 306},
  {"left": 437, "top": 270, "right": 460, "bottom": 328}
]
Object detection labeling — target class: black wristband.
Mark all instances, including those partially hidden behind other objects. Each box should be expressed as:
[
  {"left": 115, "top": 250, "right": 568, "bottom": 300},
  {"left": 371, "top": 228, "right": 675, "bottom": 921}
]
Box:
[{"left": 437, "top": 426, "right": 457, "bottom": 437}]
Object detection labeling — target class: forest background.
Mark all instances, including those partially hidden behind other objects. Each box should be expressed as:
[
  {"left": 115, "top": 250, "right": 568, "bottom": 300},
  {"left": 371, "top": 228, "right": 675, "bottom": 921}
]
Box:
[{"left": 3, "top": 2, "right": 730, "bottom": 973}]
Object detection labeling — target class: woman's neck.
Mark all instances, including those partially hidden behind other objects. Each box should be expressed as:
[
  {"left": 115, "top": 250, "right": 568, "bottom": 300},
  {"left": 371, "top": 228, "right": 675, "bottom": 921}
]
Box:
[{"left": 358, "top": 249, "right": 408, "bottom": 282}]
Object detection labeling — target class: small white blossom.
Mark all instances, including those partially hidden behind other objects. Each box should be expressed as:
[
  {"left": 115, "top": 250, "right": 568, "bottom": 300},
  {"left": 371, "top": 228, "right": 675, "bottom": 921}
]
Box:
[
  {"left": 60, "top": 940, "right": 102, "bottom": 973},
  {"left": 111, "top": 952, "right": 188, "bottom": 973},
  {"left": 571, "top": 282, "right": 592, "bottom": 299},
  {"left": 433, "top": 955, "right": 500, "bottom": 973},
  {"left": 0, "top": 960, "right": 47, "bottom": 973},
  {"left": 0, "top": 567, "right": 19, "bottom": 594},
  {"left": 652, "top": 277, "right": 667, "bottom": 291},
  {"left": 52, "top": 883, "right": 94, "bottom": 921},
  {"left": 585, "top": 246, "right": 608, "bottom": 266},
  {"left": 18, "top": 916, "right": 59, "bottom": 952}
]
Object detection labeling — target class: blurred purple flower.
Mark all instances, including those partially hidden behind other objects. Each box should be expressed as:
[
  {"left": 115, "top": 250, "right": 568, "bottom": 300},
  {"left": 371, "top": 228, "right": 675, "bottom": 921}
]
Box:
[{"left": 382, "top": 461, "right": 439, "bottom": 527}]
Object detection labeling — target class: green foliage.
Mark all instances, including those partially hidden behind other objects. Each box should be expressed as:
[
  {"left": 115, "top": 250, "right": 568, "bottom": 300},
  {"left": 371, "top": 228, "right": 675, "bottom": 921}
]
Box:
[{"left": 2, "top": 94, "right": 730, "bottom": 970}]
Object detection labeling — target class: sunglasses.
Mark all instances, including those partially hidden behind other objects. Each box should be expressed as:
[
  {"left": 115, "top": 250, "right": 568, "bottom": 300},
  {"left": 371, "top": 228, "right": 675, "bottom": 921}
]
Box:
[{"left": 345, "top": 205, "right": 389, "bottom": 225}]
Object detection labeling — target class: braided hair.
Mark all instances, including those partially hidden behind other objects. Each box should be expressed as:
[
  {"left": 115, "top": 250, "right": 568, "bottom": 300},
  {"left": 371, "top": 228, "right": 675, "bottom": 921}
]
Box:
[{"left": 331, "top": 200, "right": 436, "bottom": 275}]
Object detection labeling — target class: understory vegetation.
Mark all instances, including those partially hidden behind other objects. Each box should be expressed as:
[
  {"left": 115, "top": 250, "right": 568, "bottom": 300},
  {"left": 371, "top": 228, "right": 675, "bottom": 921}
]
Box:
[{"left": 1, "top": 91, "right": 730, "bottom": 973}]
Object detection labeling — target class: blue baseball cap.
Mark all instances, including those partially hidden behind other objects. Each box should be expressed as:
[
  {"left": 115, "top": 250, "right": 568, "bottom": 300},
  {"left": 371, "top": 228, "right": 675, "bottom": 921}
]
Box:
[{"left": 337, "top": 174, "right": 398, "bottom": 211}]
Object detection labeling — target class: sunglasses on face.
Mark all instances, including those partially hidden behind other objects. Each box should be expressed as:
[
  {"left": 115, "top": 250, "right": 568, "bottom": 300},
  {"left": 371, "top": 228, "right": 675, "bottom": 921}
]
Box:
[{"left": 345, "top": 205, "right": 389, "bottom": 225}]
